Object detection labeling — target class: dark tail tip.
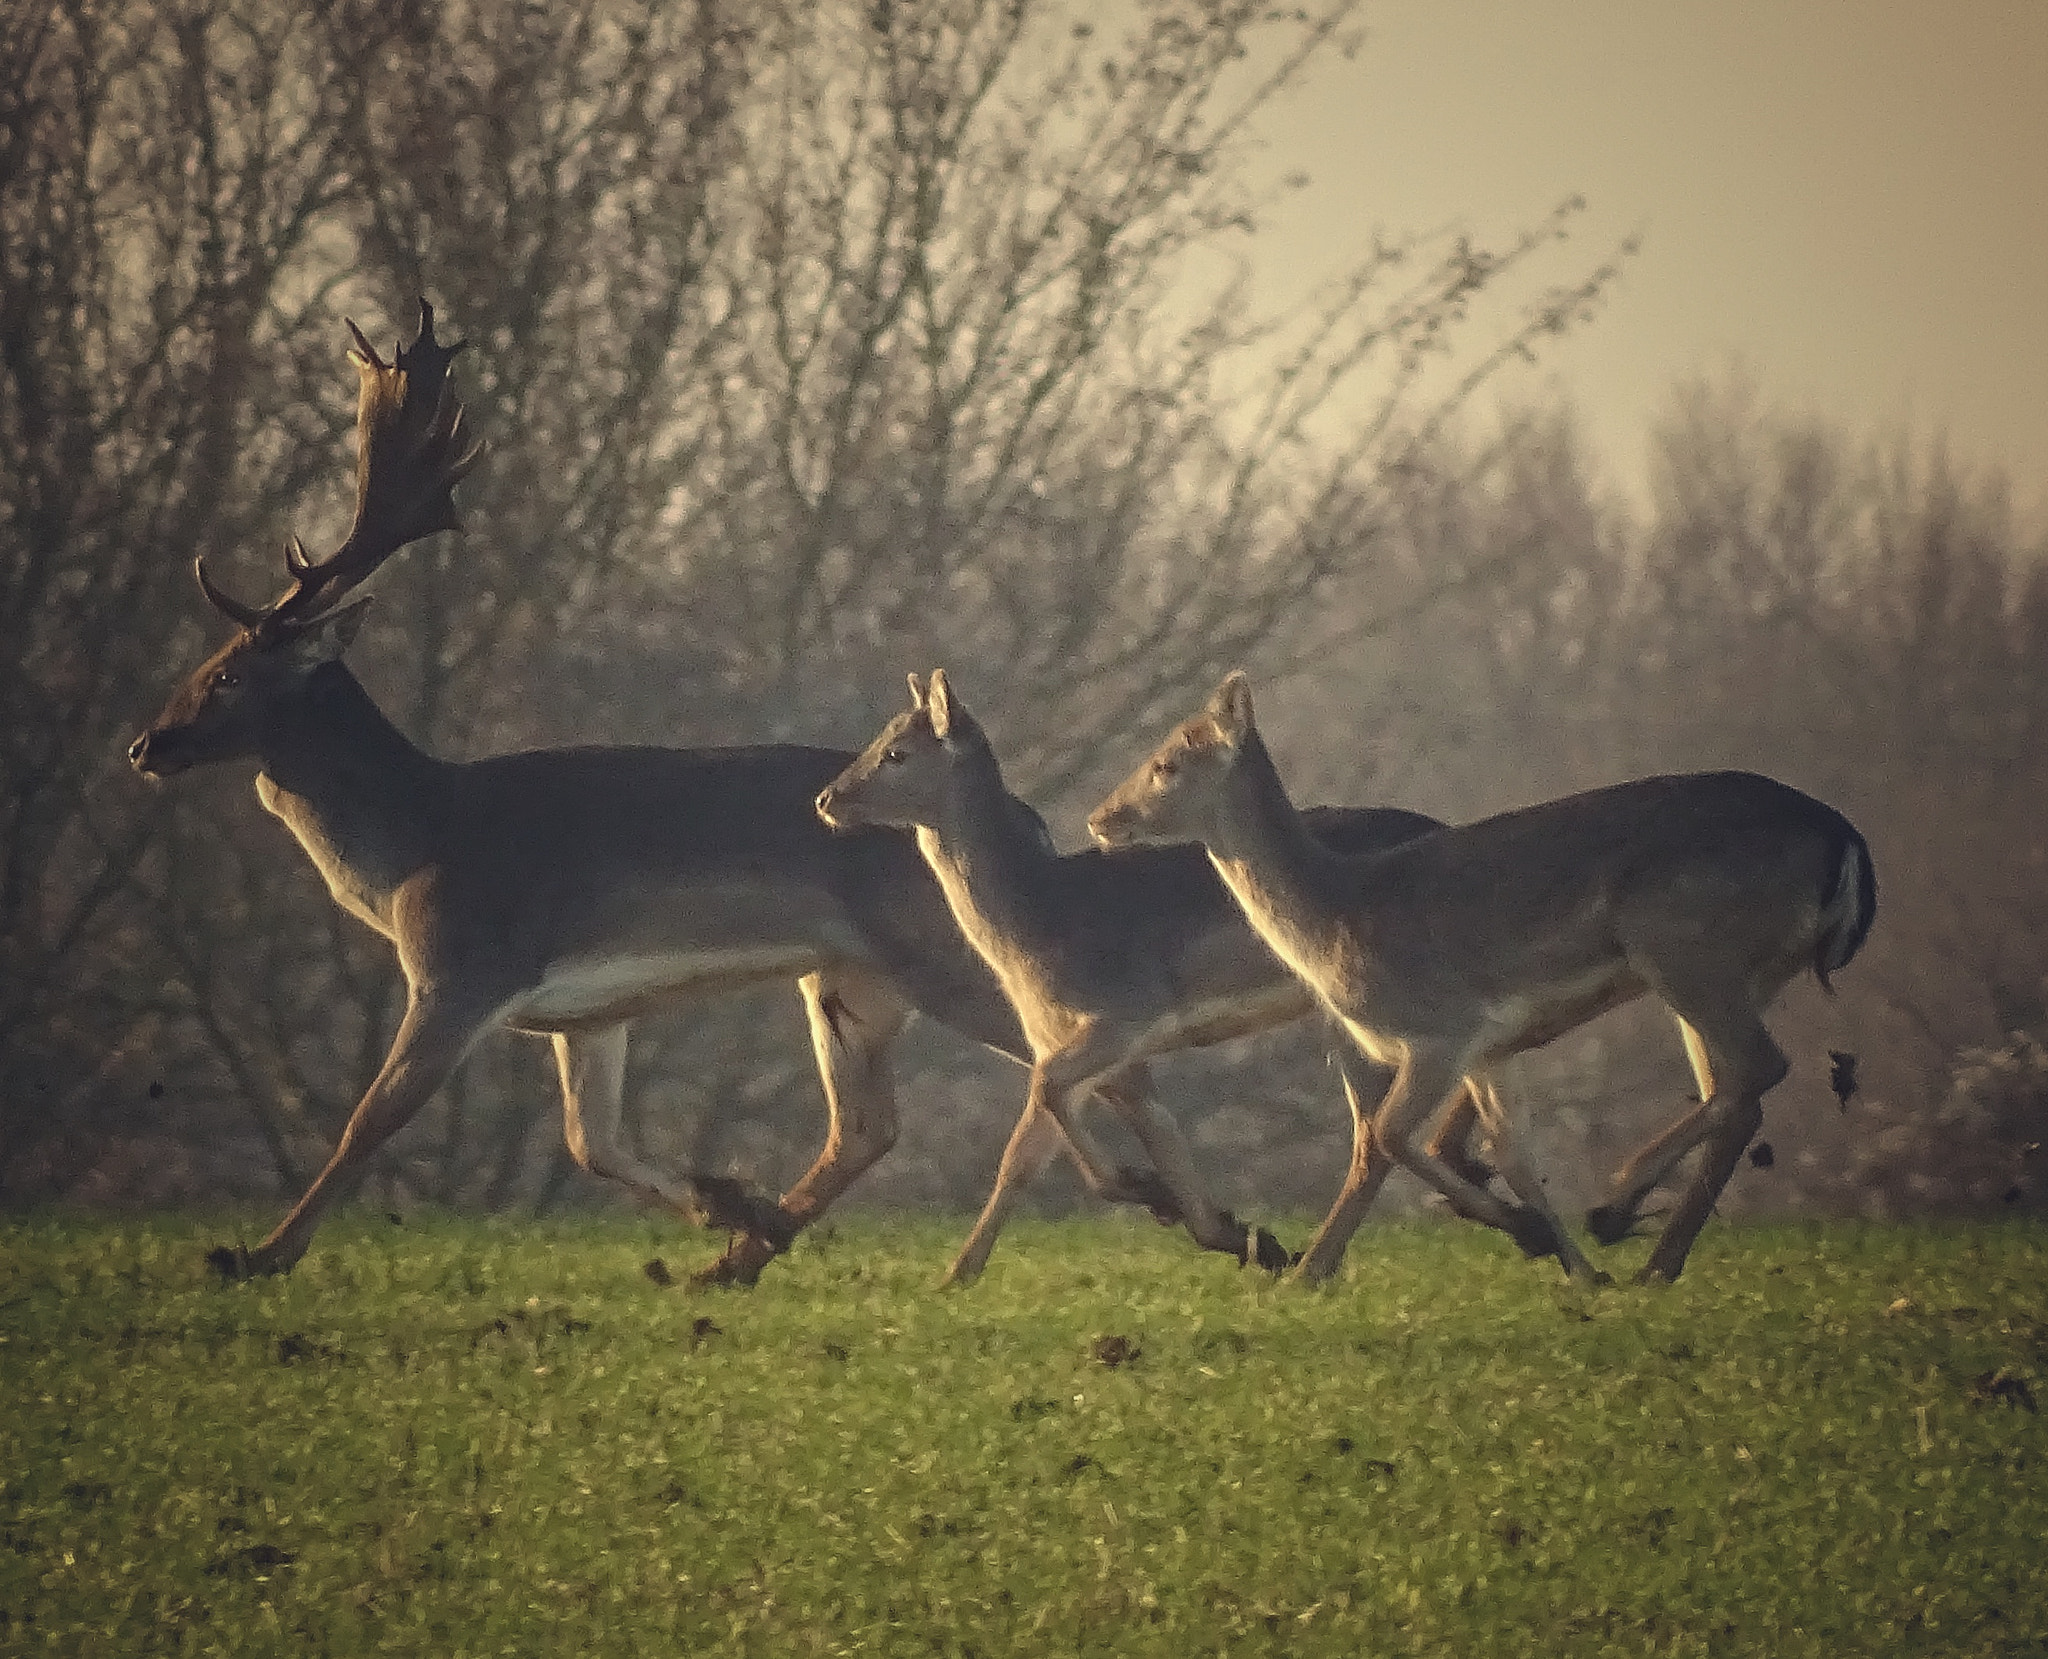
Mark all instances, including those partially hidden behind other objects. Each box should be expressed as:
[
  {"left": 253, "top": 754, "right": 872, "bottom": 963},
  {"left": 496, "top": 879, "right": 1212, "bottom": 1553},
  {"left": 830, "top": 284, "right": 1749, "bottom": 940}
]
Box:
[{"left": 1815, "top": 829, "right": 1878, "bottom": 992}]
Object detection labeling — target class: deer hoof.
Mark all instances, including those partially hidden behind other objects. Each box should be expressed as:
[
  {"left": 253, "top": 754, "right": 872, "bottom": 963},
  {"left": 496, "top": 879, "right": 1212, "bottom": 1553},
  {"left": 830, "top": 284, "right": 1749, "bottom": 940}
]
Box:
[
  {"left": 1585, "top": 1200, "right": 1643, "bottom": 1247},
  {"left": 206, "top": 1243, "right": 260, "bottom": 1282},
  {"left": 1286, "top": 1249, "right": 1337, "bottom": 1287},
  {"left": 1113, "top": 1165, "right": 1183, "bottom": 1226},
  {"left": 688, "top": 1246, "right": 766, "bottom": 1291},
  {"left": 756, "top": 1206, "right": 802, "bottom": 1253},
  {"left": 1250, "top": 1228, "right": 1292, "bottom": 1275},
  {"left": 689, "top": 1175, "right": 799, "bottom": 1250},
  {"left": 1503, "top": 1204, "right": 1562, "bottom": 1259}
]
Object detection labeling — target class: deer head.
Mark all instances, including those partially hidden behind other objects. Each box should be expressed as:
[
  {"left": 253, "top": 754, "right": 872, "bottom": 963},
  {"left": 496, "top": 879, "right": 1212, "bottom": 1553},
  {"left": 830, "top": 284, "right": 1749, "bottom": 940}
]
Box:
[
  {"left": 129, "top": 300, "right": 483, "bottom": 776},
  {"left": 1087, "top": 671, "right": 1257, "bottom": 849},
  {"left": 814, "top": 670, "right": 995, "bottom": 833}
]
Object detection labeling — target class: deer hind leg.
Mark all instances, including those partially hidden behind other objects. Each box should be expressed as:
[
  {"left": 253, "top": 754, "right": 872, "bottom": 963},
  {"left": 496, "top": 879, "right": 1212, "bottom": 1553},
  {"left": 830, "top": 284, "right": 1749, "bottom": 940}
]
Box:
[
  {"left": 1595, "top": 966, "right": 1787, "bottom": 1282},
  {"left": 1587, "top": 1016, "right": 1720, "bottom": 1245},
  {"left": 1638, "top": 1090, "right": 1766, "bottom": 1284},
  {"left": 695, "top": 964, "right": 911, "bottom": 1288},
  {"left": 553, "top": 1025, "right": 784, "bottom": 1243},
  {"left": 225, "top": 987, "right": 494, "bottom": 1279},
  {"left": 1642, "top": 992, "right": 1784, "bottom": 1285}
]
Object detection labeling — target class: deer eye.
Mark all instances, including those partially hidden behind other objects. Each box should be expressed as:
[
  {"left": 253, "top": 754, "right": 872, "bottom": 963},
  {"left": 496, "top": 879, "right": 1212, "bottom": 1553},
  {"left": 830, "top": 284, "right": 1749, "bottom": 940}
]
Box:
[
  {"left": 881, "top": 747, "right": 906, "bottom": 766},
  {"left": 212, "top": 668, "right": 241, "bottom": 691}
]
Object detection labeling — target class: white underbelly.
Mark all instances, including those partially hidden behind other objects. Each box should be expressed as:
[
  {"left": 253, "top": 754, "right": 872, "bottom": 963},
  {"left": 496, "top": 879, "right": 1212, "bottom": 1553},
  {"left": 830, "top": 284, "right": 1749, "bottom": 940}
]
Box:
[
  {"left": 1135, "top": 985, "right": 1310, "bottom": 1053},
  {"left": 506, "top": 946, "right": 824, "bottom": 1027},
  {"left": 1476, "top": 962, "right": 1643, "bottom": 1058}
]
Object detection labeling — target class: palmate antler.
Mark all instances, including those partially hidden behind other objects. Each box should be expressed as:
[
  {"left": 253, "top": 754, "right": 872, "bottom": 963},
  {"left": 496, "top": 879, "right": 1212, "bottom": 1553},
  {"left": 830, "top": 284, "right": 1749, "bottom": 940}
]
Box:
[{"left": 194, "top": 298, "right": 485, "bottom": 635}]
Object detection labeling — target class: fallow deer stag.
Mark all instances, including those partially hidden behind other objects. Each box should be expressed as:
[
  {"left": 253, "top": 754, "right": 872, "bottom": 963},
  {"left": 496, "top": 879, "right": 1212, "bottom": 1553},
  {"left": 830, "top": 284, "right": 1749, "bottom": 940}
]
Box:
[
  {"left": 816, "top": 669, "right": 1494, "bottom": 1282},
  {"left": 1089, "top": 672, "right": 1876, "bottom": 1285},
  {"left": 131, "top": 301, "right": 1185, "bottom": 1288}
]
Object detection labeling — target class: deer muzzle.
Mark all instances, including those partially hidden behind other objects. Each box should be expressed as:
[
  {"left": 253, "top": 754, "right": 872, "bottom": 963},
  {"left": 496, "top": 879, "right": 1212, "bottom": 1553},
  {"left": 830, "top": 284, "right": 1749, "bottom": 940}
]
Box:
[
  {"left": 128, "top": 727, "right": 192, "bottom": 778},
  {"left": 1087, "top": 801, "right": 1136, "bottom": 847}
]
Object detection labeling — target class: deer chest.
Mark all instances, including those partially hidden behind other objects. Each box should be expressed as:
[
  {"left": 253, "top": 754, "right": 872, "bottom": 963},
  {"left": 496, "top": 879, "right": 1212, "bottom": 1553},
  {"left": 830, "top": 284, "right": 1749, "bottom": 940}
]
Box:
[{"left": 256, "top": 773, "right": 414, "bottom": 939}]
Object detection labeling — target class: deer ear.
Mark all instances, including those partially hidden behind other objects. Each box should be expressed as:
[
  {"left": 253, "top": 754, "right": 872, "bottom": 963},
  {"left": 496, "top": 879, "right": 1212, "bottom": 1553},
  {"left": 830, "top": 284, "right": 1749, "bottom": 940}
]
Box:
[
  {"left": 286, "top": 595, "right": 374, "bottom": 666},
  {"left": 1208, "top": 670, "right": 1254, "bottom": 742},
  {"left": 906, "top": 671, "right": 926, "bottom": 710},
  {"left": 926, "top": 668, "right": 955, "bottom": 740}
]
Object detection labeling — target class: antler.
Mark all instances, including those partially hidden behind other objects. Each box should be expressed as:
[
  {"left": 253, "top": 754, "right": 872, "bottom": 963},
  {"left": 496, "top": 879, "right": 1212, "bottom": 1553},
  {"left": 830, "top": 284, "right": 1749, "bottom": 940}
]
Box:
[{"left": 194, "top": 298, "right": 485, "bottom": 634}]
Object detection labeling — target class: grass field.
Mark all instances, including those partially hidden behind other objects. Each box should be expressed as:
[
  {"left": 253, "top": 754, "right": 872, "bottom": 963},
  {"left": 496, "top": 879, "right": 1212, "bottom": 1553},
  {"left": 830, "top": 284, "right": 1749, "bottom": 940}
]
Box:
[{"left": 3, "top": 1210, "right": 2045, "bottom": 1656}]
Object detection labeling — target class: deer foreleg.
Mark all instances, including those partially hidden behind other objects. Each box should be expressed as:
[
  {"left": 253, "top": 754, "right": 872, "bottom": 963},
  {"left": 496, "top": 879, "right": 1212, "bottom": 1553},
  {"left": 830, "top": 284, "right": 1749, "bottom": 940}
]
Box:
[
  {"left": 1461, "top": 1081, "right": 1608, "bottom": 1283},
  {"left": 1101, "top": 1078, "right": 1286, "bottom": 1272},
  {"left": 949, "top": 1060, "right": 1223, "bottom": 1286},
  {"left": 942, "top": 1099, "right": 1066, "bottom": 1287},
  {"left": 1390, "top": 1106, "right": 1576, "bottom": 1271},
  {"left": 1294, "top": 1044, "right": 1537, "bottom": 1284},
  {"left": 1021, "top": 1028, "right": 1269, "bottom": 1271},
  {"left": 1289, "top": 1044, "right": 1409, "bottom": 1285},
  {"left": 220, "top": 989, "right": 489, "bottom": 1279}
]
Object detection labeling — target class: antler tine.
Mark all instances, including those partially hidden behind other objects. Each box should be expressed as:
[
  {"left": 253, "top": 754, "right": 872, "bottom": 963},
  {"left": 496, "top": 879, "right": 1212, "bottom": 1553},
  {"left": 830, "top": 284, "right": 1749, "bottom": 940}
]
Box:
[
  {"left": 267, "top": 298, "right": 483, "bottom": 630},
  {"left": 193, "top": 555, "right": 270, "bottom": 631},
  {"left": 345, "top": 317, "right": 387, "bottom": 372}
]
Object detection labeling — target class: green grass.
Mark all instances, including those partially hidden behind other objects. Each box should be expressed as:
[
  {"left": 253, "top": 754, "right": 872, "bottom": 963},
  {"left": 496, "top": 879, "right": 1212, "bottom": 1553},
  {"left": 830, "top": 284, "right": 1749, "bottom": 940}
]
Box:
[{"left": 2, "top": 1211, "right": 2045, "bottom": 1657}]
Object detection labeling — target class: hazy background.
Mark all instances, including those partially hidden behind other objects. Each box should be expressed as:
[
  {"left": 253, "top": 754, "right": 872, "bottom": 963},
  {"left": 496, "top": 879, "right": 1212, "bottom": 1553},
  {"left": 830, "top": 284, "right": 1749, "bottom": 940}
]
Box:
[
  {"left": 3, "top": 0, "right": 2043, "bottom": 1252},
  {"left": 1251, "top": 0, "right": 2048, "bottom": 522}
]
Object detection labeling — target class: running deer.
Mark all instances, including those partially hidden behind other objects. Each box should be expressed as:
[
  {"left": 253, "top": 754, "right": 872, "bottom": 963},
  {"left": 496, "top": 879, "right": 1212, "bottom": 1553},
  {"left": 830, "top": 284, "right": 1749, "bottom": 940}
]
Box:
[
  {"left": 815, "top": 669, "right": 1493, "bottom": 1281},
  {"left": 130, "top": 302, "right": 1188, "bottom": 1288},
  {"left": 1088, "top": 672, "right": 1876, "bottom": 1285}
]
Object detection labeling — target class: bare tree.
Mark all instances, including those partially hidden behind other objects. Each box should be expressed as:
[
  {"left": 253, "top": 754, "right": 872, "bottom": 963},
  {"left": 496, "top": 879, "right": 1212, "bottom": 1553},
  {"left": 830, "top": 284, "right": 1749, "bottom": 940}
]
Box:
[
  {"left": 0, "top": 0, "right": 365, "bottom": 1189},
  {"left": 637, "top": 2, "right": 1628, "bottom": 799},
  {"left": 6, "top": 0, "right": 1626, "bottom": 1216}
]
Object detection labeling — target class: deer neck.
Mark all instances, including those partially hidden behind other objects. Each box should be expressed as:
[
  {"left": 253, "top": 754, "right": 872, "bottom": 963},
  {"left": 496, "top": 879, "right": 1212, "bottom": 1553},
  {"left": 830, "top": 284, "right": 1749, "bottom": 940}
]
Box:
[
  {"left": 1199, "top": 733, "right": 1363, "bottom": 1002},
  {"left": 911, "top": 757, "right": 1068, "bottom": 1001},
  {"left": 252, "top": 662, "right": 445, "bottom": 937}
]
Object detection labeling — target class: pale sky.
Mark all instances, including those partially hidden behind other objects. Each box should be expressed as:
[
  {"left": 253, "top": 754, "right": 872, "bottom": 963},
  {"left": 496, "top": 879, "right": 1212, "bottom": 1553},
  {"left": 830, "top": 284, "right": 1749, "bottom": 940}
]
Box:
[{"left": 1236, "top": 0, "right": 2048, "bottom": 522}]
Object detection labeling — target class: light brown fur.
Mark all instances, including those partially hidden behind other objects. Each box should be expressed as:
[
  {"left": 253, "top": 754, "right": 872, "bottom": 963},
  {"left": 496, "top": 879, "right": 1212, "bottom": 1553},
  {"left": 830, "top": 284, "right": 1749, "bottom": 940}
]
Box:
[
  {"left": 817, "top": 670, "right": 1457, "bottom": 1281},
  {"left": 1089, "top": 672, "right": 1876, "bottom": 1286}
]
